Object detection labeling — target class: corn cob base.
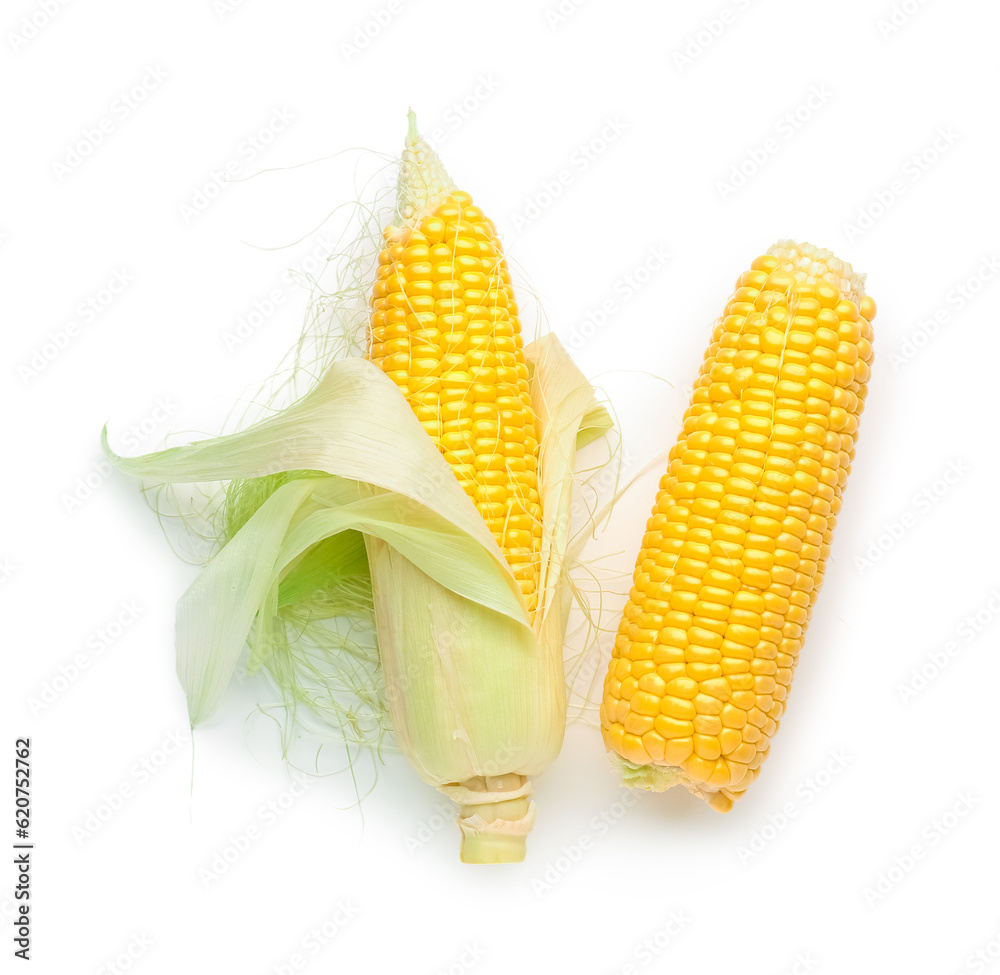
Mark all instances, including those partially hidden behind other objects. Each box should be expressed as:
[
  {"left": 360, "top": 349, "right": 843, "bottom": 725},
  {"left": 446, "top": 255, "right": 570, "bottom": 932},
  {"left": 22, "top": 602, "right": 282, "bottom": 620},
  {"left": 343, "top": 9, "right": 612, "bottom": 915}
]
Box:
[
  {"left": 601, "top": 241, "right": 875, "bottom": 811},
  {"left": 444, "top": 774, "right": 537, "bottom": 864}
]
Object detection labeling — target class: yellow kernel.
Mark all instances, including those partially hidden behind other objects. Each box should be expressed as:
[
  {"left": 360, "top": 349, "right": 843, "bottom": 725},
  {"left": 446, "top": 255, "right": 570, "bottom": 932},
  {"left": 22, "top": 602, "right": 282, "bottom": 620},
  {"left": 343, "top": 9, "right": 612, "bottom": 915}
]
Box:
[
  {"left": 663, "top": 738, "right": 694, "bottom": 765},
  {"left": 721, "top": 704, "right": 747, "bottom": 728},
  {"left": 654, "top": 715, "right": 695, "bottom": 739},
  {"left": 693, "top": 734, "right": 722, "bottom": 761},
  {"left": 660, "top": 696, "right": 696, "bottom": 720},
  {"left": 624, "top": 712, "right": 656, "bottom": 736},
  {"left": 694, "top": 714, "right": 722, "bottom": 736},
  {"left": 719, "top": 728, "right": 743, "bottom": 754}
]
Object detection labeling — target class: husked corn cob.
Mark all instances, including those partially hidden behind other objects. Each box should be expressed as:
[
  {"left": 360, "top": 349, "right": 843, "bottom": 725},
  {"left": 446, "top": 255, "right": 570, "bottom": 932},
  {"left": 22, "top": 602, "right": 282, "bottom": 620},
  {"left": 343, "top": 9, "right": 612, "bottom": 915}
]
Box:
[
  {"left": 600, "top": 241, "right": 874, "bottom": 811},
  {"left": 368, "top": 134, "right": 542, "bottom": 615}
]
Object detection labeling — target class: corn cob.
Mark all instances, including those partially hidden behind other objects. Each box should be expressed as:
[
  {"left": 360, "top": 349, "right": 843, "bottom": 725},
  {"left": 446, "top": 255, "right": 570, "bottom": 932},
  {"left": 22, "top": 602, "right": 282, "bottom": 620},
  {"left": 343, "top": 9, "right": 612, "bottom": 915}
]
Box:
[
  {"left": 362, "top": 114, "right": 559, "bottom": 862},
  {"left": 600, "top": 241, "right": 874, "bottom": 811},
  {"left": 368, "top": 116, "right": 542, "bottom": 616},
  {"left": 103, "top": 112, "right": 611, "bottom": 865}
]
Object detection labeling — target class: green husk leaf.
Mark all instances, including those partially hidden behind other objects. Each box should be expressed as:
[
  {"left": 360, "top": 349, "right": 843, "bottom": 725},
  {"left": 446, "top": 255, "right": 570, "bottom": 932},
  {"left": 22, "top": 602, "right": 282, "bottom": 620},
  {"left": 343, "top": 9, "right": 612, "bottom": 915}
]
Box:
[
  {"left": 105, "top": 356, "right": 547, "bottom": 728},
  {"left": 367, "top": 541, "right": 552, "bottom": 786},
  {"left": 172, "top": 477, "right": 316, "bottom": 725},
  {"left": 276, "top": 531, "right": 369, "bottom": 610},
  {"left": 102, "top": 356, "right": 518, "bottom": 604},
  {"left": 529, "top": 333, "right": 612, "bottom": 638}
]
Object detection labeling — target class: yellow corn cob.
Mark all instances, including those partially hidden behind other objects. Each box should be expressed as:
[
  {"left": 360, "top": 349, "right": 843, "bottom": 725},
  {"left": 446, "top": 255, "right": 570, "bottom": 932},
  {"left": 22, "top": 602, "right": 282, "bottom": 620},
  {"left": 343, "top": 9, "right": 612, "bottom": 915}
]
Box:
[
  {"left": 600, "top": 241, "right": 875, "bottom": 811},
  {"left": 368, "top": 118, "right": 542, "bottom": 616}
]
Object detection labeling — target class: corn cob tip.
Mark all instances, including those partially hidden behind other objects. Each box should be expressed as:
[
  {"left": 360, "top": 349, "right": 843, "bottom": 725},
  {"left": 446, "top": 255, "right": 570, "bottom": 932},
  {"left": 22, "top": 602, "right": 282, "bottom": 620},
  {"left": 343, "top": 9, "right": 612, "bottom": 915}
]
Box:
[
  {"left": 396, "top": 111, "right": 455, "bottom": 224},
  {"left": 766, "top": 239, "right": 866, "bottom": 305}
]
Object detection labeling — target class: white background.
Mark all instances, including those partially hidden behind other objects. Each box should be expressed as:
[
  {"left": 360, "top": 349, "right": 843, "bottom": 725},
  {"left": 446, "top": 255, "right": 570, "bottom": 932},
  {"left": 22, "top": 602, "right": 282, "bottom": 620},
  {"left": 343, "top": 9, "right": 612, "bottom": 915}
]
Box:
[{"left": 4, "top": 0, "right": 1000, "bottom": 972}]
